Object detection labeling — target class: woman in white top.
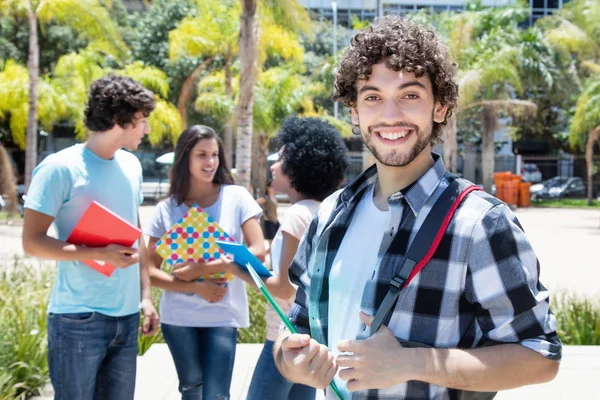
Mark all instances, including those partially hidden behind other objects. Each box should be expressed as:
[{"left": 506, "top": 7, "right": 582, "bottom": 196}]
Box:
[
  {"left": 240, "top": 117, "right": 348, "bottom": 400},
  {"left": 145, "top": 125, "right": 265, "bottom": 400}
]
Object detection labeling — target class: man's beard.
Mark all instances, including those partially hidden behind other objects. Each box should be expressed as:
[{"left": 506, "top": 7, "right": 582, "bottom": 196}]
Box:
[{"left": 362, "top": 119, "right": 433, "bottom": 167}]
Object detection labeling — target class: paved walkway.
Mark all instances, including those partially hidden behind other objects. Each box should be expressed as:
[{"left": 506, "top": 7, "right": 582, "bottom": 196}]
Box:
[{"left": 134, "top": 343, "right": 599, "bottom": 400}]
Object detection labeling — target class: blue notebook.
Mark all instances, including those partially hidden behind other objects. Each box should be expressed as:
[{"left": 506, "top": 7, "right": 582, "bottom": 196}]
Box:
[{"left": 215, "top": 241, "right": 273, "bottom": 278}]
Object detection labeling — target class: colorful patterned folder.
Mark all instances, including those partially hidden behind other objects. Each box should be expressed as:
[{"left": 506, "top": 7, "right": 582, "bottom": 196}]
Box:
[{"left": 154, "top": 204, "right": 235, "bottom": 283}]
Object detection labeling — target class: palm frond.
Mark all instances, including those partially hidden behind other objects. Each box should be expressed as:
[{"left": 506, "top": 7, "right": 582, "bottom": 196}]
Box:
[
  {"left": 570, "top": 77, "right": 600, "bottom": 150},
  {"left": 120, "top": 62, "right": 169, "bottom": 98},
  {"left": 545, "top": 18, "right": 596, "bottom": 59},
  {"left": 37, "top": 0, "right": 128, "bottom": 59},
  {"left": 258, "top": 21, "right": 304, "bottom": 65},
  {"left": 169, "top": 1, "right": 239, "bottom": 60},
  {"left": 260, "top": 0, "right": 313, "bottom": 38},
  {"left": 147, "top": 97, "right": 183, "bottom": 146}
]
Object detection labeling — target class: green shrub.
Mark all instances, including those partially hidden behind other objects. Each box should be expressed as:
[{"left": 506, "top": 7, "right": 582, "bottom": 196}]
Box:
[
  {"left": 554, "top": 293, "right": 600, "bottom": 345},
  {"left": 0, "top": 262, "right": 52, "bottom": 399},
  {"left": 138, "top": 287, "right": 165, "bottom": 356},
  {"left": 238, "top": 285, "right": 267, "bottom": 344}
]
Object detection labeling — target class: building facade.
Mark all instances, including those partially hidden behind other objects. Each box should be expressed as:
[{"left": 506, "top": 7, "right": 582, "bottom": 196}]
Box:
[{"left": 299, "top": 0, "right": 569, "bottom": 27}]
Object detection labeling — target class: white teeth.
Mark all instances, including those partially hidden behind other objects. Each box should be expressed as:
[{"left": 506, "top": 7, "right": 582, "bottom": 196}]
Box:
[{"left": 380, "top": 131, "right": 410, "bottom": 140}]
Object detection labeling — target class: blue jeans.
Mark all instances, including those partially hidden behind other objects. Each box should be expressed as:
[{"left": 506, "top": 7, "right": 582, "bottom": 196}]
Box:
[
  {"left": 246, "top": 340, "right": 316, "bottom": 400},
  {"left": 47, "top": 312, "right": 140, "bottom": 400},
  {"left": 161, "top": 324, "right": 237, "bottom": 400}
]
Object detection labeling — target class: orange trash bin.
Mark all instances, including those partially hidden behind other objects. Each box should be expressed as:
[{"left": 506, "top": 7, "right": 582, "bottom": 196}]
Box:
[
  {"left": 503, "top": 180, "right": 519, "bottom": 207},
  {"left": 519, "top": 182, "right": 531, "bottom": 207}
]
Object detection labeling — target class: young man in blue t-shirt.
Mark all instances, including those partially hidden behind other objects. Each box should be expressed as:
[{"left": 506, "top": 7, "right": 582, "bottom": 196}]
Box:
[{"left": 22, "top": 75, "right": 160, "bottom": 399}]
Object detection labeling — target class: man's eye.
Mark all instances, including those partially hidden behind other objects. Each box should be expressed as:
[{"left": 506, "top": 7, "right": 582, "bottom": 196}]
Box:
[
  {"left": 365, "top": 95, "right": 379, "bottom": 101},
  {"left": 405, "top": 94, "right": 419, "bottom": 99}
]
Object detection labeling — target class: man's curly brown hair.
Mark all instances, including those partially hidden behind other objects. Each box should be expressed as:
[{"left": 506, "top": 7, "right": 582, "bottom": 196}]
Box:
[
  {"left": 84, "top": 75, "right": 155, "bottom": 133},
  {"left": 332, "top": 15, "right": 458, "bottom": 144}
]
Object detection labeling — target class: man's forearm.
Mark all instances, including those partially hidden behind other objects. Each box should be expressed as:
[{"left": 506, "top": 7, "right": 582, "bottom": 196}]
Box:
[
  {"left": 411, "top": 344, "right": 559, "bottom": 391},
  {"left": 138, "top": 236, "right": 152, "bottom": 301},
  {"left": 23, "top": 235, "right": 101, "bottom": 261}
]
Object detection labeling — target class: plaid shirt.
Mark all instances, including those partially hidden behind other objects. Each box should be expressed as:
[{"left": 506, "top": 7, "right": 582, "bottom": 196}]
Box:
[{"left": 288, "top": 154, "right": 561, "bottom": 400}]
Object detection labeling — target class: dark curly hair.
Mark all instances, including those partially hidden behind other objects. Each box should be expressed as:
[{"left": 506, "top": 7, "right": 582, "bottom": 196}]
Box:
[
  {"left": 332, "top": 15, "right": 458, "bottom": 144},
  {"left": 169, "top": 125, "right": 234, "bottom": 205},
  {"left": 84, "top": 75, "right": 156, "bottom": 132},
  {"left": 278, "top": 117, "right": 348, "bottom": 201}
]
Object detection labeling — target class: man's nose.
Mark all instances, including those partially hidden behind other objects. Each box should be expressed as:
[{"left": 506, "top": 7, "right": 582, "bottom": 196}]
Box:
[{"left": 380, "top": 98, "right": 405, "bottom": 123}]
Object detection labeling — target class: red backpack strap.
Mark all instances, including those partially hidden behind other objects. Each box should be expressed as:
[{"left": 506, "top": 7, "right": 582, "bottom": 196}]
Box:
[{"left": 369, "top": 179, "right": 481, "bottom": 336}]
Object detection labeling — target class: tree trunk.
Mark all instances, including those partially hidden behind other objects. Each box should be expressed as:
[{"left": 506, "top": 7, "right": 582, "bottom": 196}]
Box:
[
  {"left": 481, "top": 107, "right": 497, "bottom": 194},
  {"left": 223, "top": 51, "right": 234, "bottom": 169},
  {"left": 0, "top": 143, "right": 18, "bottom": 215},
  {"left": 250, "top": 134, "right": 271, "bottom": 199},
  {"left": 257, "top": 135, "right": 268, "bottom": 199},
  {"left": 177, "top": 58, "right": 213, "bottom": 128},
  {"left": 24, "top": 3, "right": 39, "bottom": 191},
  {"left": 235, "top": 0, "right": 258, "bottom": 190},
  {"left": 585, "top": 127, "right": 600, "bottom": 206},
  {"left": 443, "top": 113, "right": 458, "bottom": 174}
]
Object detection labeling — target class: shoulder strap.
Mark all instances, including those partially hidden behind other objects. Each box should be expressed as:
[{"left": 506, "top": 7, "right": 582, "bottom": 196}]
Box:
[{"left": 369, "top": 179, "right": 482, "bottom": 336}]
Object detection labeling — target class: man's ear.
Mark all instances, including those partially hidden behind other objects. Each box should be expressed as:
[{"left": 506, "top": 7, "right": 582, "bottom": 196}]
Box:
[
  {"left": 351, "top": 107, "right": 359, "bottom": 125},
  {"left": 433, "top": 102, "right": 448, "bottom": 123}
]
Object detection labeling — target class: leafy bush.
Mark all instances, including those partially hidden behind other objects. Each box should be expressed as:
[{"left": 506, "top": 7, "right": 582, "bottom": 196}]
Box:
[
  {"left": 238, "top": 285, "right": 267, "bottom": 344},
  {"left": 554, "top": 293, "right": 600, "bottom": 345},
  {"left": 137, "top": 287, "right": 165, "bottom": 356},
  {"left": 0, "top": 261, "right": 52, "bottom": 399}
]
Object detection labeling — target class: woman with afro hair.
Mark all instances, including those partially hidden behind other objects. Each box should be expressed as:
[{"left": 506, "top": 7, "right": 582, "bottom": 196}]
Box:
[{"left": 241, "top": 116, "right": 348, "bottom": 400}]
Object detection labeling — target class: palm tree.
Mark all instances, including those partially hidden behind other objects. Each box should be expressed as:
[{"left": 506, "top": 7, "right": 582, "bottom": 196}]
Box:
[
  {"left": 168, "top": 0, "right": 240, "bottom": 165},
  {"left": 0, "top": 0, "right": 127, "bottom": 189},
  {"left": 235, "top": 0, "right": 311, "bottom": 189},
  {"left": 543, "top": 0, "right": 600, "bottom": 204},
  {"left": 0, "top": 143, "right": 18, "bottom": 216},
  {"left": 168, "top": 0, "right": 311, "bottom": 189},
  {"left": 569, "top": 79, "right": 600, "bottom": 204}
]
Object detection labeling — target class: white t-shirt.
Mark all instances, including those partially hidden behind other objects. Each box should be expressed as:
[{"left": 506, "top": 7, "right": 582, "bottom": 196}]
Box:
[
  {"left": 144, "top": 185, "right": 262, "bottom": 328},
  {"left": 266, "top": 199, "right": 320, "bottom": 341},
  {"left": 327, "top": 186, "right": 389, "bottom": 398}
]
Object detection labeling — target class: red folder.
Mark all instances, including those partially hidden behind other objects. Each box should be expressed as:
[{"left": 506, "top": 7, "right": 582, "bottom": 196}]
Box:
[{"left": 66, "top": 201, "right": 142, "bottom": 277}]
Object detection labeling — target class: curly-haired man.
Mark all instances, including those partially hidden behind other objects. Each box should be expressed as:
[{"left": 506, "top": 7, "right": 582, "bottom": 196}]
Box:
[
  {"left": 22, "top": 75, "right": 160, "bottom": 399},
  {"left": 274, "top": 16, "right": 561, "bottom": 399}
]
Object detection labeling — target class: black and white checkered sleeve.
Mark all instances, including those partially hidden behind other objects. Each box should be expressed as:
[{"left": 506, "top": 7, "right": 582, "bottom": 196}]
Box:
[{"left": 465, "top": 203, "right": 562, "bottom": 361}]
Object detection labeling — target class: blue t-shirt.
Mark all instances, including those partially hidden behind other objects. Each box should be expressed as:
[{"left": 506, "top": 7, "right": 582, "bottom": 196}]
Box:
[{"left": 25, "top": 144, "right": 143, "bottom": 317}]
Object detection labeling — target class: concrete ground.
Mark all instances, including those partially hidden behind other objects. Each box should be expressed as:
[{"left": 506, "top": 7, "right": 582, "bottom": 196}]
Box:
[
  {"left": 134, "top": 343, "right": 599, "bottom": 400},
  {"left": 5, "top": 205, "right": 600, "bottom": 399}
]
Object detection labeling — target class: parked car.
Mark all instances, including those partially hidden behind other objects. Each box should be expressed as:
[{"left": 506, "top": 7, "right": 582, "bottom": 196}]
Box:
[
  {"left": 531, "top": 176, "right": 586, "bottom": 200},
  {"left": 141, "top": 178, "right": 169, "bottom": 202},
  {"left": 521, "top": 163, "right": 542, "bottom": 183}
]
